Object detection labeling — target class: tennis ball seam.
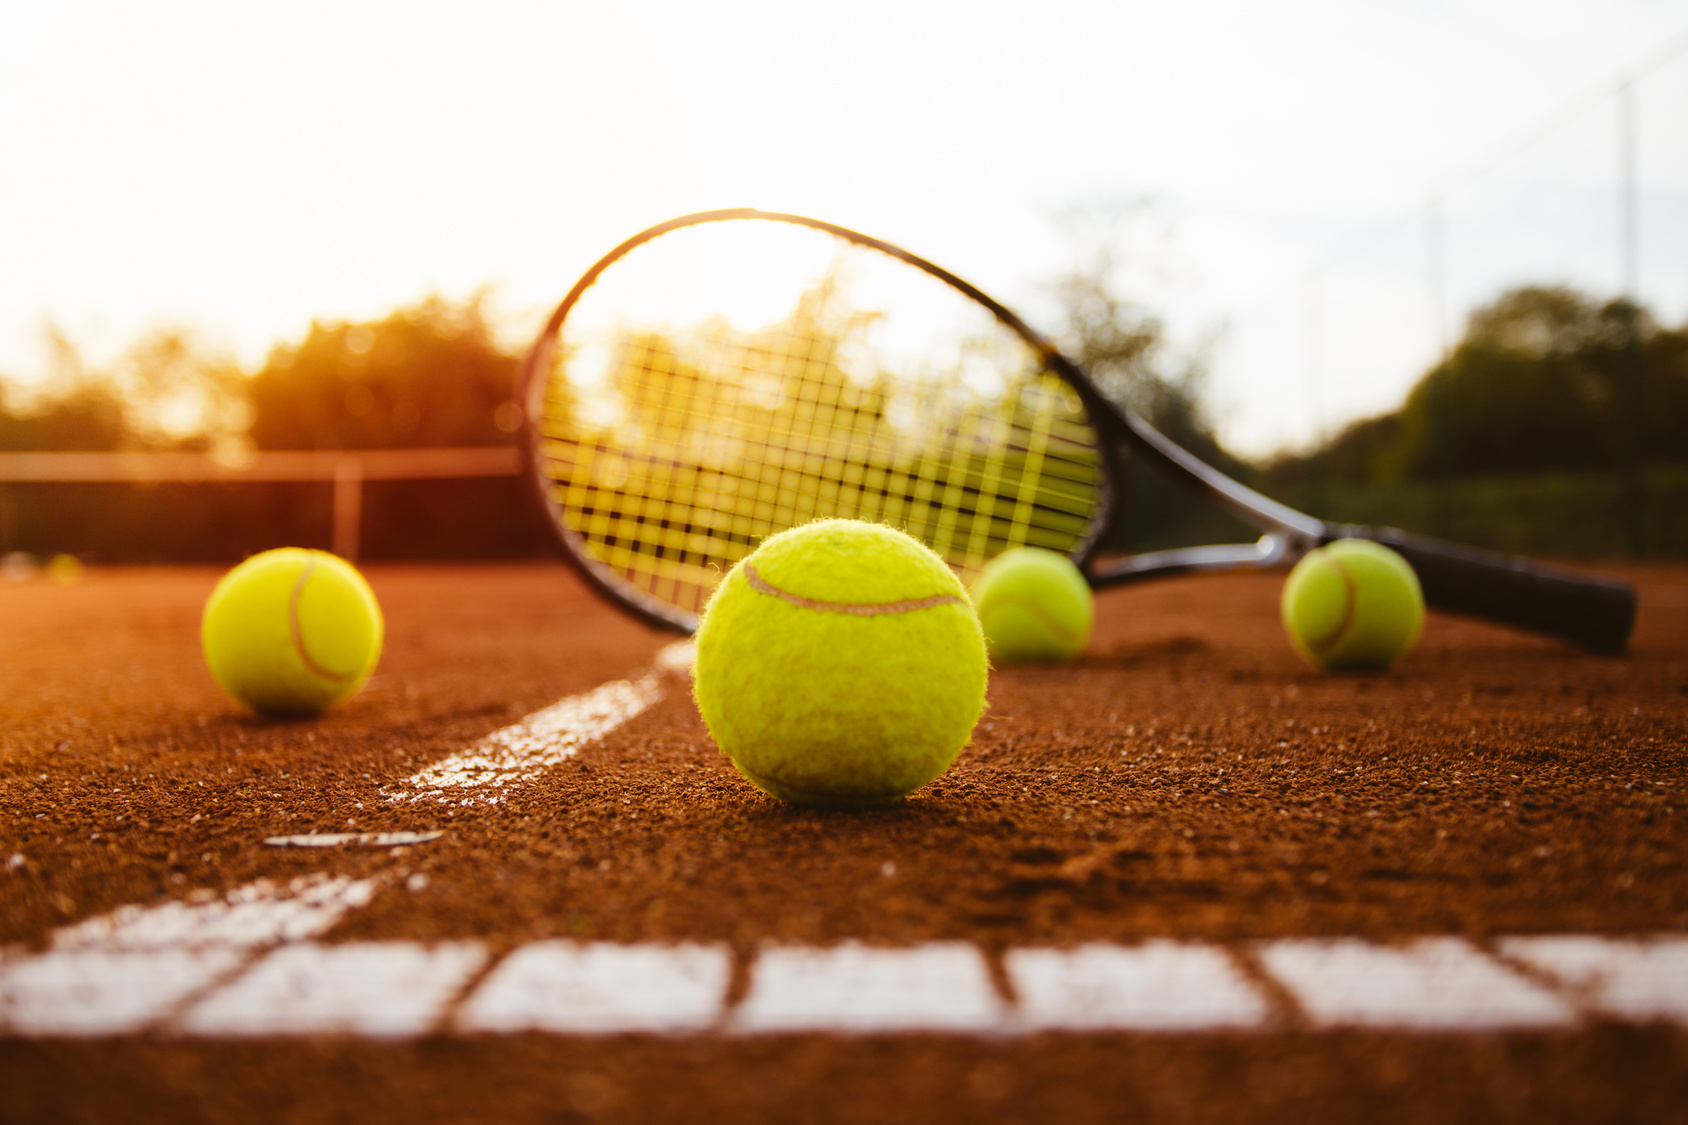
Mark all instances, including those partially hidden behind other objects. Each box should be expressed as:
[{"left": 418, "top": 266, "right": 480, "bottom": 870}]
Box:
[
  {"left": 694, "top": 521, "right": 986, "bottom": 809},
  {"left": 983, "top": 596, "right": 1083, "bottom": 646},
  {"left": 1305, "top": 554, "right": 1358, "bottom": 657},
  {"left": 288, "top": 556, "right": 358, "bottom": 684},
  {"left": 743, "top": 563, "right": 964, "bottom": 615}
]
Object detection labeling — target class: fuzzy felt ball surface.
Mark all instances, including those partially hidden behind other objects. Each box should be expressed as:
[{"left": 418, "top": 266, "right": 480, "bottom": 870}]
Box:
[{"left": 692, "top": 520, "right": 988, "bottom": 808}]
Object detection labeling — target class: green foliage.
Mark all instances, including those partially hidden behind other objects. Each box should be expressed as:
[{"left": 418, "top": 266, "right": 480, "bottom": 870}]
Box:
[
  {"left": 1044, "top": 205, "right": 1244, "bottom": 548},
  {"left": 1255, "top": 284, "right": 1688, "bottom": 556},
  {"left": 247, "top": 294, "right": 519, "bottom": 449},
  {"left": 109, "top": 328, "right": 250, "bottom": 452},
  {"left": 0, "top": 379, "right": 128, "bottom": 452},
  {"left": 1, "top": 325, "right": 247, "bottom": 454},
  {"left": 1, "top": 295, "right": 550, "bottom": 562},
  {"left": 1270, "top": 466, "right": 1688, "bottom": 558},
  {"left": 1269, "top": 286, "right": 1688, "bottom": 494},
  {"left": 1401, "top": 286, "right": 1666, "bottom": 476},
  {"left": 1047, "top": 237, "right": 1228, "bottom": 469}
]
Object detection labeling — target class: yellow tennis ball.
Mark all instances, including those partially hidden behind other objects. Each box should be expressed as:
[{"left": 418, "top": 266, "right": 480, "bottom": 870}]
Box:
[
  {"left": 1281, "top": 539, "right": 1424, "bottom": 672},
  {"left": 970, "top": 547, "right": 1093, "bottom": 664},
  {"left": 202, "top": 548, "right": 384, "bottom": 716},
  {"left": 47, "top": 554, "right": 83, "bottom": 585},
  {"left": 692, "top": 520, "right": 987, "bottom": 808}
]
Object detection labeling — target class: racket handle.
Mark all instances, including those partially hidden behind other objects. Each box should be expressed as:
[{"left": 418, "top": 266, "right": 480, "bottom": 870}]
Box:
[{"left": 1339, "top": 526, "right": 1636, "bottom": 654}]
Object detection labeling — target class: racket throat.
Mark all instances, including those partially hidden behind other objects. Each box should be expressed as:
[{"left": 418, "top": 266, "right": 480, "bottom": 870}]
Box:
[{"left": 1087, "top": 534, "right": 1297, "bottom": 588}]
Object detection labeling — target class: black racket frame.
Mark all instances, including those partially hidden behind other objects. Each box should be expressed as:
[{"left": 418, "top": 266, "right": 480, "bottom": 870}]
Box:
[{"left": 518, "top": 208, "right": 1636, "bottom": 653}]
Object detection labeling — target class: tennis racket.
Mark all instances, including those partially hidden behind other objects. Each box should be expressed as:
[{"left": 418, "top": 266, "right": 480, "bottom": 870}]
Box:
[{"left": 517, "top": 208, "right": 1636, "bottom": 654}]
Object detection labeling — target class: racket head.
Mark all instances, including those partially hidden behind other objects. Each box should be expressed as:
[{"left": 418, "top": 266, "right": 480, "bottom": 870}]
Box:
[{"left": 519, "top": 209, "right": 1121, "bottom": 633}]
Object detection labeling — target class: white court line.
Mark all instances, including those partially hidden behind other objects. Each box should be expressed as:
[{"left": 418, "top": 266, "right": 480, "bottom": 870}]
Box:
[
  {"left": 1501, "top": 935, "right": 1688, "bottom": 1024},
  {"left": 0, "top": 949, "right": 246, "bottom": 1036},
  {"left": 458, "top": 941, "right": 730, "bottom": 1034},
  {"left": 0, "top": 646, "right": 689, "bottom": 1034},
  {"left": 385, "top": 642, "right": 694, "bottom": 806},
  {"left": 3, "top": 936, "right": 1687, "bottom": 1039},
  {"left": 12, "top": 648, "right": 1676, "bottom": 1040},
  {"left": 731, "top": 942, "right": 1007, "bottom": 1034},
  {"left": 1006, "top": 941, "right": 1270, "bottom": 1031},
  {"left": 1258, "top": 937, "right": 1577, "bottom": 1030},
  {"left": 50, "top": 875, "right": 379, "bottom": 951},
  {"left": 177, "top": 942, "right": 487, "bottom": 1038},
  {"left": 264, "top": 831, "right": 444, "bottom": 848},
  {"left": 0, "top": 876, "right": 381, "bottom": 1034},
  {"left": 0, "top": 648, "right": 700, "bottom": 1038}
]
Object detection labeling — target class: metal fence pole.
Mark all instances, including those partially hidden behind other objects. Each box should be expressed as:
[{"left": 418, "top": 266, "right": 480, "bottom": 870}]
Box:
[
  {"left": 1426, "top": 197, "right": 1451, "bottom": 539},
  {"left": 332, "top": 455, "right": 364, "bottom": 562},
  {"left": 1303, "top": 270, "right": 1328, "bottom": 518},
  {"left": 1619, "top": 79, "right": 1646, "bottom": 556}
]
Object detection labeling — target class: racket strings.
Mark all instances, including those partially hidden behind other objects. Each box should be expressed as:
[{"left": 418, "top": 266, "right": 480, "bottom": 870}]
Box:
[{"left": 537, "top": 268, "right": 1105, "bottom": 617}]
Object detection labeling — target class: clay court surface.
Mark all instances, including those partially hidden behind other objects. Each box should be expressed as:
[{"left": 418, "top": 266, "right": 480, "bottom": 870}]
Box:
[{"left": 2, "top": 559, "right": 1686, "bottom": 1123}]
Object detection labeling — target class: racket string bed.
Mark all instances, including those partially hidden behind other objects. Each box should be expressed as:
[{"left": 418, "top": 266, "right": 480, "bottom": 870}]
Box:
[{"left": 535, "top": 260, "right": 1107, "bottom": 617}]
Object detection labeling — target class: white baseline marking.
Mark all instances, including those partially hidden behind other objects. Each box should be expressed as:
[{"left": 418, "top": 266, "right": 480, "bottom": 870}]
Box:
[
  {"left": 386, "top": 642, "right": 693, "bottom": 807},
  {"left": 1501, "top": 935, "right": 1688, "bottom": 1025},
  {"left": 0, "top": 949, "right": 245, "bottom": 1036},
  {"left": 2, "top": 877, "right": 382, "bottom": 1033},
  {"left": 1006, "top": 941, "right": 1270, "bottom": 1031},
  {"left": 3, "top": 936, "right": 1687, "bottom": 1039},
  {"left": 732, "top": 942, "right": 1006, "bottom": 1034},
  {"left": 177, "top": 942, "right": 487, "bottom": 1038},
  {"left": 1258, "top": 937, "right": 1577, "bottom": 1030},
  {"left": 458, "top": 941, "right": 730, "bottom": 1034}
]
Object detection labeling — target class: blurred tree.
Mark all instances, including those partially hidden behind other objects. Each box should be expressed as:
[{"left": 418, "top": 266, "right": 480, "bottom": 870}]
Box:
[
  {"left": 247, "top": 293, "right": 521, "bottom": 449},
  {"left": 1266, "top": 285, "right": 1688, "bottom": 492},
  {"left": 1045, "top": 203, "right": 1237, "bottom": 474},
  {"left": 2, "top": 298, "right": 556, "bottom": 561},
  {"left": 109, "top": 327, "right": 251, "bottom": 455},
  {"left": 1044, "top": 204, "right": 1251, "bottom": 548},
  {"left": 0, "top": 327, "right": 129, "bottom": 451},
  {"left": 0, "top": 381, "right": 129, "bottom": 452},
  {"left": 0, "top": 324, "right": 247, "bottom": 453},
  {"left": 1405, "top": 286, "right": 1629, "bottom": 476}
]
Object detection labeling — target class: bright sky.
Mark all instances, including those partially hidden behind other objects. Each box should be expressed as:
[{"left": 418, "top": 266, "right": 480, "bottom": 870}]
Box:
[{"left": 3, "top": 0, "right": 1686, "bottom": 456}]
